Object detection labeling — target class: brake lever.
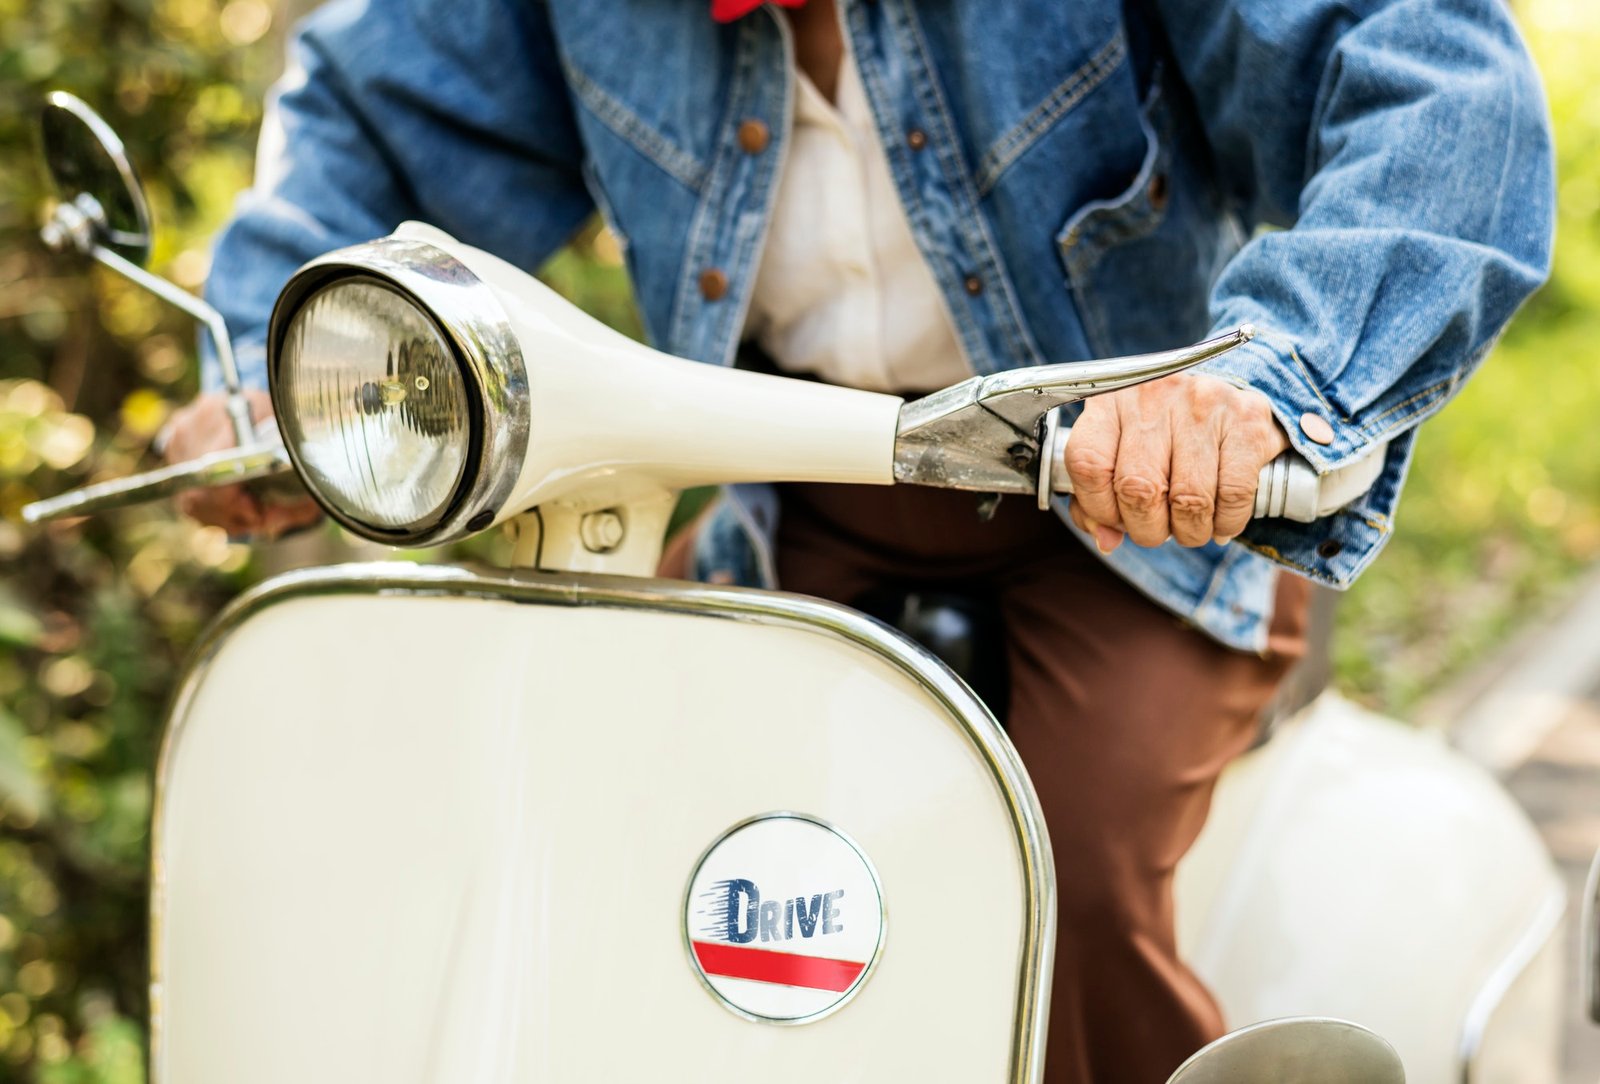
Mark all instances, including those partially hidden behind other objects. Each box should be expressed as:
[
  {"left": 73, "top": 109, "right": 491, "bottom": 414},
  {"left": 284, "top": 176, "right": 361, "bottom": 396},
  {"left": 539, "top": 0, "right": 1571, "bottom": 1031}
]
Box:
[
  {"left": 893, "top": 325, "right": 1386, "bottom": 524},
  {"left": 892, "top": 325, "right": 1256, "bottom": 494}
]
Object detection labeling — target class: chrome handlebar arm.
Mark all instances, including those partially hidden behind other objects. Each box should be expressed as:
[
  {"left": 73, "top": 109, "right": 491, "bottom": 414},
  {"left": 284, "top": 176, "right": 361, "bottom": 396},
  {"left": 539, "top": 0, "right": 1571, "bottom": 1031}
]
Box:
[
  {"left": 21, "top": 433, "right": 296, "bottom": 525},
  {"left": 892, "top": 326, "right": 1257, "bottom": 495},
  {"left": 29, "top": 192, "right": 280, "bottom": 527},
  {"left": 87, "top": 243, "right": 256, "bottom": 447}
]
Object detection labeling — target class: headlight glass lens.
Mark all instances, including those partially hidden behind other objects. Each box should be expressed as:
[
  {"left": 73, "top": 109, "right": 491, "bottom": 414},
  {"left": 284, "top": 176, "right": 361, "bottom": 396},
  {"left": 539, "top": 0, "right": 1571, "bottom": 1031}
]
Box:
[{"left": 277, "top": 277, "right": 471, "bottom": 532}]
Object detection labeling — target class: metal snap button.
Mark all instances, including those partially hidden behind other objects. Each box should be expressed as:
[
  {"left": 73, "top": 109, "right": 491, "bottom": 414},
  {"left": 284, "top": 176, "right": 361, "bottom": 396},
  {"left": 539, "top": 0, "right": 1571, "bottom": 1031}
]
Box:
[
  {"left": 907, "top": 128, "right": 928, "bottom": 151},
  {"left": 1299, "top": 412, "right": 1335, "bottom": 445},
  {"left": 1317, "top": 539, "right": 1344, "bottom": 559},
  {"left": 963, "top": 274, "right": 984, "bottom": 296},
  {"left": 699, "top": 268, "right": 729, "bottom": 302},
  {"left": 737, "top": 118, "right": 770, "bottom": 154}
]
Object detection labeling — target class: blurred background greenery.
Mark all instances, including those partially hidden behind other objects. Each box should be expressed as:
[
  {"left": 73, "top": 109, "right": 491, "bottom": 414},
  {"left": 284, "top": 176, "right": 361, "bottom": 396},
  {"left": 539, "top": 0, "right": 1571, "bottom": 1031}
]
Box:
[{"left": 0, "top": 0, "right": 1595, "bottom": 1078}]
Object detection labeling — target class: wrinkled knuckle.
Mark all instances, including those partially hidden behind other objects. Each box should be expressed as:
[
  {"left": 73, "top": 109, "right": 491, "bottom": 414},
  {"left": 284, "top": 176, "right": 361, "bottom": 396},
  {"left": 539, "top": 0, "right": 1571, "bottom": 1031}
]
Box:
[
  {"left": 1241, "top": 393, "right": 1275, "bottom": 426},
  {"left": 1113, "top": 473, "right": 1167, "bottom": 512},
  {"left": 1067, "top": 445, "right": 1117, "bottom": 491},
  {"left": 1170, "top": 490, "right": 1215, "bottom": 520},
  {"left": 1216, "top": 480, "right": 1257, "bottom": 511},
  {"left": 1190, "top": 379, "right": 1223, "bottom": 412}
]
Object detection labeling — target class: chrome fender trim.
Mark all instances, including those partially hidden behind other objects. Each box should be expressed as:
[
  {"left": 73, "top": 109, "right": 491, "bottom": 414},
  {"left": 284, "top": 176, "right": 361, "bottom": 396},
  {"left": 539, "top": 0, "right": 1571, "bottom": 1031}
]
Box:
[{"left": 1456, "top": 883, "right": 1566, "bottom": 1082}]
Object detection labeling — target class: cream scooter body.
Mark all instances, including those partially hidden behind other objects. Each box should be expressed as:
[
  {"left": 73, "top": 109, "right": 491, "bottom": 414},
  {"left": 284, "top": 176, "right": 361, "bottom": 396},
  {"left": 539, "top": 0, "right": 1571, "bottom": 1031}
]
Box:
[
  {"left": 27, "top": 96, "right": 1563, "bottom": 1083},
  {"left": 147, "top": 227, "right": 1563, "bottom": 1084}
]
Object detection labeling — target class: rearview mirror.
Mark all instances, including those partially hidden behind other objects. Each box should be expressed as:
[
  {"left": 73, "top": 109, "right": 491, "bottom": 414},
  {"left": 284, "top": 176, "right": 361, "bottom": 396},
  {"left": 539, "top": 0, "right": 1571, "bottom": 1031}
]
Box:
[
  {"left": 39, "top": 91, "right": 153, "bottom": 265},
  {"left": 21, "top": 89, "right": 292, "bottom": 526},
  {"left": 34, "top": 89, "right": 257, "bottom": 450},
  {"left": 1166, "top": 1017, "right": 1404, "bottom": 1083}
]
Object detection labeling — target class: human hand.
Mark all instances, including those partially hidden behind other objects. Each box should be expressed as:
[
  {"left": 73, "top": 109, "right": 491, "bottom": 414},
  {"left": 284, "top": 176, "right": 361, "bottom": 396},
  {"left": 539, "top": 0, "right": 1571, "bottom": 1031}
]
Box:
[
  {"left": 1063, "top": 373, "right": 1289, "bottom": 553},
  {"left": 163, "top": 390, "right": 323, "bottom": 538}
]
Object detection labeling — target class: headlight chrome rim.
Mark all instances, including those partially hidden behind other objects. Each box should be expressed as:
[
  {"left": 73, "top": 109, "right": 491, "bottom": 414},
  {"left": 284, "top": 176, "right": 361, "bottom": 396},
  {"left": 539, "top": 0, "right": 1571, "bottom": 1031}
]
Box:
[{"left": 267, "top": 238, "right": 529, "bottom": 546}]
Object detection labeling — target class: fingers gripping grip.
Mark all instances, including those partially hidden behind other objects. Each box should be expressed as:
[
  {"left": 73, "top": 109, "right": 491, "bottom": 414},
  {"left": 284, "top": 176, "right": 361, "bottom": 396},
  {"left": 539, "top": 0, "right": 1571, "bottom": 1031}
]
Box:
[{"left": 1039, "top": 414, "right": 1386, "bottom": 524}]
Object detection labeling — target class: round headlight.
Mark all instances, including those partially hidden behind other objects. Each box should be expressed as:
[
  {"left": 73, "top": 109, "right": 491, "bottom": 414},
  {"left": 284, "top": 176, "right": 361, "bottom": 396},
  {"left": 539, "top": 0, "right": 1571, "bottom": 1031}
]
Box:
[
  {"left": 269, "top": 233, "right": 530, "bottom": 547},
  {"left": 275, "top": 277, "right": 473, "bottom": 534}
]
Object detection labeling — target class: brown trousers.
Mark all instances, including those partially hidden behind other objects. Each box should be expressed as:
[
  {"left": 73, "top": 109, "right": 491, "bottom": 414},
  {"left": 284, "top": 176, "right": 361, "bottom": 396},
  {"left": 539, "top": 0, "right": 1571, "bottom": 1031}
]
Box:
[{"left": 768, "top": 483, "right": 1309, "bottom": 1084}]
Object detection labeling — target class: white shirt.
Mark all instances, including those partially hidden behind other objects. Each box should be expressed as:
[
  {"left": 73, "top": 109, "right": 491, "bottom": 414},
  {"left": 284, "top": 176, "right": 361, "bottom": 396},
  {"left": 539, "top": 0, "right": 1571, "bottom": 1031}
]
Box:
[{"left": 743, "top": 47, "right": 972, "bottom": 395}]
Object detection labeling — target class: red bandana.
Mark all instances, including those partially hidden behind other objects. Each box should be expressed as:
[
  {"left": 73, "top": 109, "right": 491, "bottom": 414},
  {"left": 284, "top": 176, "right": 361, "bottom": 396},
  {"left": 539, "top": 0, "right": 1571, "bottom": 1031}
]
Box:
[{"left": 712, "top": 0, "right": 806, "bottom": 23}]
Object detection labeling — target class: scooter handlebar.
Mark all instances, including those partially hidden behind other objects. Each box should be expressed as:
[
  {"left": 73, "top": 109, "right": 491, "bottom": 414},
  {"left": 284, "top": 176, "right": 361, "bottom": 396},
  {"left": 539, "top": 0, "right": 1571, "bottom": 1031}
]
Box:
[{"left": 1040, "top": 417, "right": 1386, "bottom": 524}]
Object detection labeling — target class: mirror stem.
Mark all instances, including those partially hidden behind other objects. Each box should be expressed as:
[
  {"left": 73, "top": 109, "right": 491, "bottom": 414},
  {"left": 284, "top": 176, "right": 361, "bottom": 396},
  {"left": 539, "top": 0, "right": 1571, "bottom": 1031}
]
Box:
[{"left": 89, "top": 243, "right": 256, "bottom": 447}]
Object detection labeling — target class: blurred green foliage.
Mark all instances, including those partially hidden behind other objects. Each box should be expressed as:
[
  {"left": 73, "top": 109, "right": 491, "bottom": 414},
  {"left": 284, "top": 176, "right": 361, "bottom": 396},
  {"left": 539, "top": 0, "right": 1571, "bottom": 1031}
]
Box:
[
  {"left": 0, "top": 0, "right": 1595, "bottom": 1079},
  {"left": 1334, "top": 4, "right": 1600, "bottom": 708},
  {"left": 0, "top": 1, "right": 287, "bottom": 1079}
]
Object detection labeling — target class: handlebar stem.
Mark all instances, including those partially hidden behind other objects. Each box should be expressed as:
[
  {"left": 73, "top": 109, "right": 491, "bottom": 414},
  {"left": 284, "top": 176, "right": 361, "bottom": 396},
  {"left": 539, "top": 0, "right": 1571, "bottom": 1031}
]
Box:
[{"left": 87, "top": 244, "right": 255, "bottom": 448}]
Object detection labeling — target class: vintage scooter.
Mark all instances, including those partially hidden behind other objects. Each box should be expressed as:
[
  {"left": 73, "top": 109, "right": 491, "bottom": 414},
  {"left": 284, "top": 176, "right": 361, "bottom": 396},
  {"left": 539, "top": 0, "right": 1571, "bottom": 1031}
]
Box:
[{"left": 22, "top": 93, "right": 1566, "bottom": 1083}]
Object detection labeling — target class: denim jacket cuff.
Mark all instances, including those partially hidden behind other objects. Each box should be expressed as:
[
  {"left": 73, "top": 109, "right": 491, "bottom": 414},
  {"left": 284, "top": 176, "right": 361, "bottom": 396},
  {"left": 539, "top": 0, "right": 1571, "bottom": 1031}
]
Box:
[
  {"left": 1191, "top": 329, "right": 1368, "bottom": 474},
  {"left": 1191, "top": 328, "right": 1413, "bottom": 589}
]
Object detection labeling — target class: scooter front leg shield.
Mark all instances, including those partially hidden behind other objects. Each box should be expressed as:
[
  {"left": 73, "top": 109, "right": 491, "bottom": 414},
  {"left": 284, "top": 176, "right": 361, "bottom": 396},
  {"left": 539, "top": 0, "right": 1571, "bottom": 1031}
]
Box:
[{"left": 151, "top": 564, "right": 1054, "bottom": 1083}]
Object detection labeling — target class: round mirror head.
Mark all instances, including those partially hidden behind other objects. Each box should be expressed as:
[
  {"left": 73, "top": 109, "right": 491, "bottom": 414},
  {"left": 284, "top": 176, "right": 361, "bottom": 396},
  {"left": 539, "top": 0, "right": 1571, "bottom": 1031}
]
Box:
[
  {"left": 39, "top": 92, "right": 152, "bottom": 265},
  {"left": 1166, "top": 1017, "right": 1405, "bottom": 1084}
]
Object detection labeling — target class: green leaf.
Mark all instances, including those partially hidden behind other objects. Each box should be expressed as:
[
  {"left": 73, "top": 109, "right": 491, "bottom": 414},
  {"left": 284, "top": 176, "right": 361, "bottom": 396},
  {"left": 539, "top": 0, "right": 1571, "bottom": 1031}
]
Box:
[
  {"left": 0, "top": 600, "right": 43, "bottom": 649},
  {"left": 0, "top": 708, "right": 48, "bottom": 822}
]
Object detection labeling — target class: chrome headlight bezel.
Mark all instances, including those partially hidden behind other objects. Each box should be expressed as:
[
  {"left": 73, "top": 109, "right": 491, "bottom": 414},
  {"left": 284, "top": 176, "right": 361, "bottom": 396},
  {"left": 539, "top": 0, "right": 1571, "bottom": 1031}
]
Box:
[{"left": 267, "top": 238, "right": 529, "bottom": 546}]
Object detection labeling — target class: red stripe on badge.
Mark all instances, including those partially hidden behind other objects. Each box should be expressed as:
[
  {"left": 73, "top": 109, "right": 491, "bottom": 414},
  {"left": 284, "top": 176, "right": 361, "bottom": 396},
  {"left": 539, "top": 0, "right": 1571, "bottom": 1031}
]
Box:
[{"left": 691, "top": 941, "right": 867, "bottom": 992}]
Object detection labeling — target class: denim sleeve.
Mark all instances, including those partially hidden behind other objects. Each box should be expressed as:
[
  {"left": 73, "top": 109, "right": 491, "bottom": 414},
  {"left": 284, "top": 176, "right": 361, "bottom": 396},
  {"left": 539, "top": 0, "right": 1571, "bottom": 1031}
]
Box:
[
  {"left": 1152, "top": 0, "right": 1555, "bottom": 585},
  {"left": 203, "top": 0, "right": 593, "bottom": 390}
]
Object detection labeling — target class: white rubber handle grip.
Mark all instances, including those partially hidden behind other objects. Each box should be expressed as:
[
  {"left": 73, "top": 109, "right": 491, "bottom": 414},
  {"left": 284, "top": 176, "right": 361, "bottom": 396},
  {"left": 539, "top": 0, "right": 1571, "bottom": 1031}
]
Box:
[{"left": 1041, "top": 419, "right": 1385, "bottom": 523}]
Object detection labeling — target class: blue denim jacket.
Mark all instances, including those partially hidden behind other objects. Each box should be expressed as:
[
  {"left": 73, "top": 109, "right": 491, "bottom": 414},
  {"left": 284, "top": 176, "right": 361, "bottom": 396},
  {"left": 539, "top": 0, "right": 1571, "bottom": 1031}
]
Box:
[{"left": 207, "top": 0, "right": 1554, "bottom": 652}]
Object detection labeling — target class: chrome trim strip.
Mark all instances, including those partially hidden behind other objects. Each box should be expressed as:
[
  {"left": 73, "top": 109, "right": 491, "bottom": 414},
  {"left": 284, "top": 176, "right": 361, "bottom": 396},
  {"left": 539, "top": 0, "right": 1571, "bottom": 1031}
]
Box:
[
  {"left": 22, "top": 438, "right": 293, "bottom": 524},
  {"left": 149, "top": 563, "right": 1055, "bottom": 1084},
  {"left": 1456, "top": 883, "right": 1566, "bottom": 1082},
  {"left": 87, "top": 243, "right": 256, "bottom": 446},
  {"left": 1586, "top": 846, "right": 1600, "bottom": 1025},
  {"left": 680, "top": 810, "right": 889, "bottom": 1026}
]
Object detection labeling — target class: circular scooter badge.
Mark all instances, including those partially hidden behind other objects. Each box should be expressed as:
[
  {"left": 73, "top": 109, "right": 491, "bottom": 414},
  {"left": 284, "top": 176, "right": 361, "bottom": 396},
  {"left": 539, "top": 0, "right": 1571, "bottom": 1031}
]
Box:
[{"left": 684, "top": 812, "right": 885, "bottom": 1024}]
